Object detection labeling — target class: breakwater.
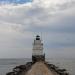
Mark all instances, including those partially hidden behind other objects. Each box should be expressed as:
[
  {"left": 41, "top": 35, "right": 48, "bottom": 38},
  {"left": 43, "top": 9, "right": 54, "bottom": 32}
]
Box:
[{"left": 6, "top": 60, "right": 69, "bottom": 75}]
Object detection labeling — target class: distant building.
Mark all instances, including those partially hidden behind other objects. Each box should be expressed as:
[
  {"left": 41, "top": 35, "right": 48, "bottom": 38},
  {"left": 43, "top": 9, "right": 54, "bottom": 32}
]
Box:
[{"left": 32, "top": 35, "right": 45, "bottom": 63}]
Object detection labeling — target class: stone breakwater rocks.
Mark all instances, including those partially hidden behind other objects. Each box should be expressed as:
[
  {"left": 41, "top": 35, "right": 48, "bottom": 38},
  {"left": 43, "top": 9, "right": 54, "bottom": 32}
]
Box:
[
  {"left": 46, "top": 63, "right": 69, "bottom": 75},
  {"left": 6, "top": 61, "right": 69, "bottom": 75},
  {"left": 6, "top": 62, "right": 33, "bottom": 75}
]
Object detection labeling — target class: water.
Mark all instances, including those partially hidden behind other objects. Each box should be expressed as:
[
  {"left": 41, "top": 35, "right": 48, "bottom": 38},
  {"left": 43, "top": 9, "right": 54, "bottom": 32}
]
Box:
[
  {"left": 0, "top": 59, "right": 31, "bottom": 75},
  {"left": 0, "top": 58, "right": 75, "bottom": 75},
  {"left": 47, "top": 58, "right": 75, "bottom": 75}
]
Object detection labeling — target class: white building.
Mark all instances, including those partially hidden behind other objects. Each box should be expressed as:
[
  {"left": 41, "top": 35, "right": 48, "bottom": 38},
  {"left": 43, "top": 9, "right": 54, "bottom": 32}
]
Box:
[
  {"left": 32, "top": 35, "right": 45, "bottom": 62},
  {"left": 32, "top": 35, "right": 43, "bottom": 56}
]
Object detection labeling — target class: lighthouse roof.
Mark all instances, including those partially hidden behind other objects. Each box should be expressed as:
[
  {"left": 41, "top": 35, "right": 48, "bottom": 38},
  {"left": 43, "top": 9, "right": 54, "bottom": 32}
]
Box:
[{"left": 36, "top": 35, "right": 40, "bottom": 40}]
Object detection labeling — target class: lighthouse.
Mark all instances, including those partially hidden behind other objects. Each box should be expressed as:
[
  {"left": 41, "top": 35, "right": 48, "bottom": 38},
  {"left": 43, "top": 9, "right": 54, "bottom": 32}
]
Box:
[{"left": 32, "top": 35, "right": 45, "bottom": 63}]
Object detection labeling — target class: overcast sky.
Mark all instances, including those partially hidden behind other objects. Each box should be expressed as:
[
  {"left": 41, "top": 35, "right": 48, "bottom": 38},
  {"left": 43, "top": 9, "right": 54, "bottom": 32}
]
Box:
[{"left": 0, "top": 0, "right": 75, "bottom": 58}]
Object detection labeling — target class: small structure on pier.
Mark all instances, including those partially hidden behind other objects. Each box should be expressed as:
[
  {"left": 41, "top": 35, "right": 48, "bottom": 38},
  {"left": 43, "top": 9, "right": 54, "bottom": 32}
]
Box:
[{"left": 32, "top": 35, "right": 45, "bottom": 62}]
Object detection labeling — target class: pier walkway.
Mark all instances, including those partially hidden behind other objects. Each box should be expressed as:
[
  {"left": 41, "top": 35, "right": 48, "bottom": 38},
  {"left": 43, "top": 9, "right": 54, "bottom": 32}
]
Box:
[{"left": 25, "top": 62, "right": 58, "bottom": 75}]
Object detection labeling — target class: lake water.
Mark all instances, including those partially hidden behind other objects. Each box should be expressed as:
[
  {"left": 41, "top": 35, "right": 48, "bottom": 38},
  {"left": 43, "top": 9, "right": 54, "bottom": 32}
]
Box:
[{"left": 0, "top": 58, "right": 75, "bottom": 75}]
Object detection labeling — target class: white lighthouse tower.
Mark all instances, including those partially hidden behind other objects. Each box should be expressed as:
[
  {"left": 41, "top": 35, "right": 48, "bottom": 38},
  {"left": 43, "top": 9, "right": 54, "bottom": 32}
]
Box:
[
  {"left": 32, "top": 35, "right": 43, "bottom": 56},
  {"left": 32, "top": 35, "right": 45, "bottom": 62}
]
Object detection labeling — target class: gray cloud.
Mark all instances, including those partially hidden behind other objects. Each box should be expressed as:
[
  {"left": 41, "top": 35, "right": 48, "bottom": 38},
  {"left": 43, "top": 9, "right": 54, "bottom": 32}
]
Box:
[{"left": 0, "top": 0, "right": 75, "bottom": 58}]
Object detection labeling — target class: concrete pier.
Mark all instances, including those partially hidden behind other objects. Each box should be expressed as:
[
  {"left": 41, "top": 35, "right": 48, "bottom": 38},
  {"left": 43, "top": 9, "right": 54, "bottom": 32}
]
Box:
[{"left": 25, "top": 62, "right": 58, "bottom": 75}]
